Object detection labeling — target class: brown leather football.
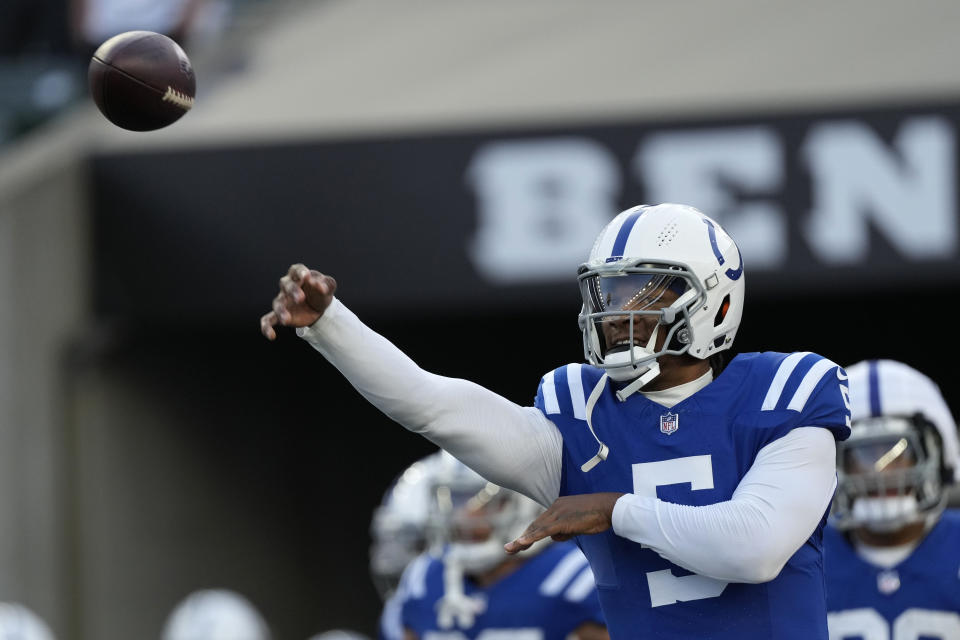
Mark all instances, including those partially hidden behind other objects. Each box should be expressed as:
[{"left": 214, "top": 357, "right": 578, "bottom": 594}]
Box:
[{"left": 88, "top": 31, "right": 196, "bottom": 132}]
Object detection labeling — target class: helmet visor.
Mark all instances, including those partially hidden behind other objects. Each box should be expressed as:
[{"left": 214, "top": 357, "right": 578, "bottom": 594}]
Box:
[
  {"left": 433, "top": 483, "right": 509, "bottom": 544},
  {"left": 842, "top": 436, "right": 919, "bottom": 475},
  {"left": 839, "top": 432, "right": 926, "bottom": 503},
  {"left": 832, "top": 416, "right": 946, "bottom": 530},
  {"left": 585, "top": 272, "right": 689, "bottom": 314}
]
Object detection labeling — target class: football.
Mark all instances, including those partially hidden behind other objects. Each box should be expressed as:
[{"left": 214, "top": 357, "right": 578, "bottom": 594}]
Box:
[{"left": 88, "top": 30, "right": 196, "bottom": 132}]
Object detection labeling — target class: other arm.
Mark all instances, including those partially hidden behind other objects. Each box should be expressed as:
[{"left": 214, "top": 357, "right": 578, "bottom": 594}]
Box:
[
  {"left": 615, "top": 426, "right": 837, "bottom": 582},
  {"left": 508, "top": 427, "right": 837, "bottom": 584}
]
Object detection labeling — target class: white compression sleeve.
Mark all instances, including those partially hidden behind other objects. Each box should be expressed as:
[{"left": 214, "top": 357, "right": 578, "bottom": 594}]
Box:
[
  {"left": 296, "top": 297, "right": 564, "bottom": 506},
  {"left": 611, "top": 426, "right": 838, "bottom": 584}
]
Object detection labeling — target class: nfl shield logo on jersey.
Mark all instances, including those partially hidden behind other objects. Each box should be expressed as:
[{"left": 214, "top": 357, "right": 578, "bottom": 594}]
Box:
[
  {"left": 876, "top": 569, "right": 900, "bottom": 594},
  {"left": 660, "top": 412, "right": 679, "bottom": 435}
]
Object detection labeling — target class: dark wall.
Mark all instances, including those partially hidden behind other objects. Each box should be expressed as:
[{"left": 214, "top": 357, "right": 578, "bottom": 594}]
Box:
[{"left": 90, "top": 99, "right": 960, "bottom": 323}]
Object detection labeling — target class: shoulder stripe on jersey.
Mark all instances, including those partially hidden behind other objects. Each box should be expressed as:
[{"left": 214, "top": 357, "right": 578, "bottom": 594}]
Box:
[
  {"left": 868, "top": 359, "right": 882, "bottom": 417},
  {"left": 403, "top": 554, "right": 431, "bottom": 599},
  {"left": 761, "top": 352, "right": 812, "bottom": 411},
  {"left": 786, "top": 357, "right": 838, "bottom": 412},
  {"left": 539, "top": 548, "right": 589, "bottom": 596},
  {"left": 379, "top": 591, "right": 404, "bottom": 640},
  {"left": 542, "top": 370, "right": 560, "bottom": 415},
  {"left": 564, "top": 566, "right": 597, "bottom": 602},
  {"left": 567, "top": 364, "right": 586, "bottom": 420}
]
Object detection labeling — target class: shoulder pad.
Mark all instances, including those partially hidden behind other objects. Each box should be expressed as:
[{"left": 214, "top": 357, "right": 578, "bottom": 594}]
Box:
[
  {"left": 756, "top": 351, "right": 845, "bottom": 413},
  {"left": 536, "top": 364, "right": 604, "bottom": 421}
]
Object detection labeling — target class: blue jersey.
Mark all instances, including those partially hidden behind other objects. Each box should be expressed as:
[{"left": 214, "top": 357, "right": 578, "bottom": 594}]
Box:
[
  {"left": 400, "top": 542, "right": 605, "bottom": 640},
  {"left": 381, "top": 554, "right": 435, "bottom": 640},
  {"left": 379, "top": 584, "right": 409, "bottom": 640},
  {"left": 535, "top": 351, "right": 851, "bottom": 640},
  {"left": 824, "top": 510, "right": 960, "bottom": 640}
]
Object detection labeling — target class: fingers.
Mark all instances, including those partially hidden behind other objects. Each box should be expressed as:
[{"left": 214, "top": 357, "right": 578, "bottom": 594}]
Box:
[
  {"left": 286, "top": 265, "right": 335, "bottom": 296},
  {"left": 287, "top": 263, "right": 310, "bottom": 282},
  {"left": 317, "top": 273, "right": 336, "bottom": 296},
  {"left": 504, "top": 538, "right": 532, "bottom": 554},
  {"left": 279, "top": 274, "right": 305, "bottom": 303},
  {"left": 260, "top": 311, "right": 278, "bottom": 340},
  {"left": 263, "top": 264, "right": 335, "bottom": 340},
  {"left": 272, "top": 292, "right": 294, "bottom": 324},
  {"left": 504, "top": 520, "right": 552, "bottom": 554},
  {"left": 304, "top": 272, "right": 335, "bottom": 297}
]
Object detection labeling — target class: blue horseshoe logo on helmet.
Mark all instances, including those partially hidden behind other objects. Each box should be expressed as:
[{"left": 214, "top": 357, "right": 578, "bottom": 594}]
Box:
[{"left": 703, "top": 219, "right": 743, "bottom": 281}]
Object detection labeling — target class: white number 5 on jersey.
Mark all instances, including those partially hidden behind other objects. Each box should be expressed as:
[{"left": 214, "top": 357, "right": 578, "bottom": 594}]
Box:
[{"left": 632, "top": 455, "right": 729, "bottom": 607}]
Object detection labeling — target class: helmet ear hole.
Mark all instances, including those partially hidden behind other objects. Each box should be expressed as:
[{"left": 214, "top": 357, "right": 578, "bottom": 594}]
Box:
[{"left": 714, "top": 294, "right": 731, "bottom": 327}]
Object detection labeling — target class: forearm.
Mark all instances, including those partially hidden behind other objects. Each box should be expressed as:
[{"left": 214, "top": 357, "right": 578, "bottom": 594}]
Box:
[
  {"left": 611, "top": 427, "right": 837, "bottom": 583},
  {"left": 297, "top": 298, "right": 562, "bottom": 505}
]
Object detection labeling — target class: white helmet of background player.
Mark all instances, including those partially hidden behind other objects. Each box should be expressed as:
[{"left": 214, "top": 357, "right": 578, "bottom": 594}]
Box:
[
  {"left": 426, "top": 453, "right": 547, "bottom": 629},
  {"left": 578, "top": 203, "right": 744, "bottom": 395},
  {"left": 426, "top": 451, "right": 545, "bottom": 574},
  {"left": 161, "top": 589, "right": 270, "bottom": 640},
  {"left": 831, "top": 359, "right": 960, "bottom": 533},
  {"left": 0, "top": 602, "right": 55, "bottom": 640},
  {"left": 369, "top": 451, "right": 448, "bottom": 600}
]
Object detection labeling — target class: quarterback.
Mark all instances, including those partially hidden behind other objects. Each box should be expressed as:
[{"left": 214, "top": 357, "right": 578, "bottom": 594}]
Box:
[{"left": 261, "top": 203, "right": 851, "bottom": 638}]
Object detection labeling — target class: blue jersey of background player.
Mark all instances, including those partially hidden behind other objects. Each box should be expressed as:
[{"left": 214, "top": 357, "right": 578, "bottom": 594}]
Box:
[
  {"left": 263, "top": 204, "right": 851, "bottom": 640},
  {"left": 825, "top": 359, "right": 960, "bottom": 640},
  {"left": 398, "top": 454, "right": 606, "bottom": 640}
]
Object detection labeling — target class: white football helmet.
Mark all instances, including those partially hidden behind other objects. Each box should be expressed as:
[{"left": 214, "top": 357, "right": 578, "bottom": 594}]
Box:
[
  {"left": 424, "top": 452, "right": 546, "bottom": 629},
  {"left": 831, "top": 359, "right": 960, "bottom": 533},
  {"left": 425, "top": 452, "right": 545, "bottom": 575},
  {"left": 0, "top": 603, "right": 55, "bottom": 640},
  {"left": 160, "top": 589, "right": 270, "bottom": 640},
  {"left": 578, "top": 203, "right": 744, "bottom": 392},
  {"left": 369, "top": 451, "right": 448, "bottom": 600}
]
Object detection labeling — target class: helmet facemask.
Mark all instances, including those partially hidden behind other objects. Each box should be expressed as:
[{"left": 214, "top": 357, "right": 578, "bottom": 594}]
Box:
[
  {"left": 578, "top": 260, "right": 704, "bottom": 384},
  {"left": 438, "top": 483, "right": 513, "bottom": 573},
  {"left": 426, "top": 474, "right": 544, "bottom": 575},
  {"left": 425, "top": 471, "right": 545, "bottom": 630},
  {"left": 832, "top": 414, "right": 948, "bottom": 534}
]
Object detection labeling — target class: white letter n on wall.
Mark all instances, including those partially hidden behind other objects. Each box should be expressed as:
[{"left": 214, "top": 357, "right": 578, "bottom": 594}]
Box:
[{"left": 803, "top": 117, "right": 956, "bottom": 264}]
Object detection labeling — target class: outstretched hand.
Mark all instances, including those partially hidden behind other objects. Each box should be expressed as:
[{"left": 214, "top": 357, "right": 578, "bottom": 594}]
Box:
[
  {"left": 504, "top": 492, "right": 624, "bottom": 554},
  {"left": 260, "top": 263, "right": 337, "bottom": 340}
]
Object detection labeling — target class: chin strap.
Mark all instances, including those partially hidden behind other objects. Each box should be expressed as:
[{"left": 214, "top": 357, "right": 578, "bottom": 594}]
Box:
[
  {"left": 580, "top": 359, "right": 663, "bottom": 472},
  {"left": 615, "top": 362, "right": 661, "bottom": 402},
  {"left": 580, "top": 374, "right": 610, "bottom": 472}
]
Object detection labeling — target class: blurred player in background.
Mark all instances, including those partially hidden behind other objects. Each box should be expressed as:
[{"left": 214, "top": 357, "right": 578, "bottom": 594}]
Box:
[
  {"left": 825, "top": 359, "right": 960, "bottom": 639},
  {"left": 372, "top": 451, "right": 447, "bottom": 640},
  {"left": 371, "top": 452, "right": 447, "bottom": 602},
  {"left": 261, "top": 202, "right": 851, "bottom": 638},
  {"left": 396, "top": 452, "right": 606, "bottom": 640},
  {"left": 0, "top": 602, "right": 55, "bottom": 640},
  {"left": 161, "top": 588, "right": 271, "bottom": 640}
]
